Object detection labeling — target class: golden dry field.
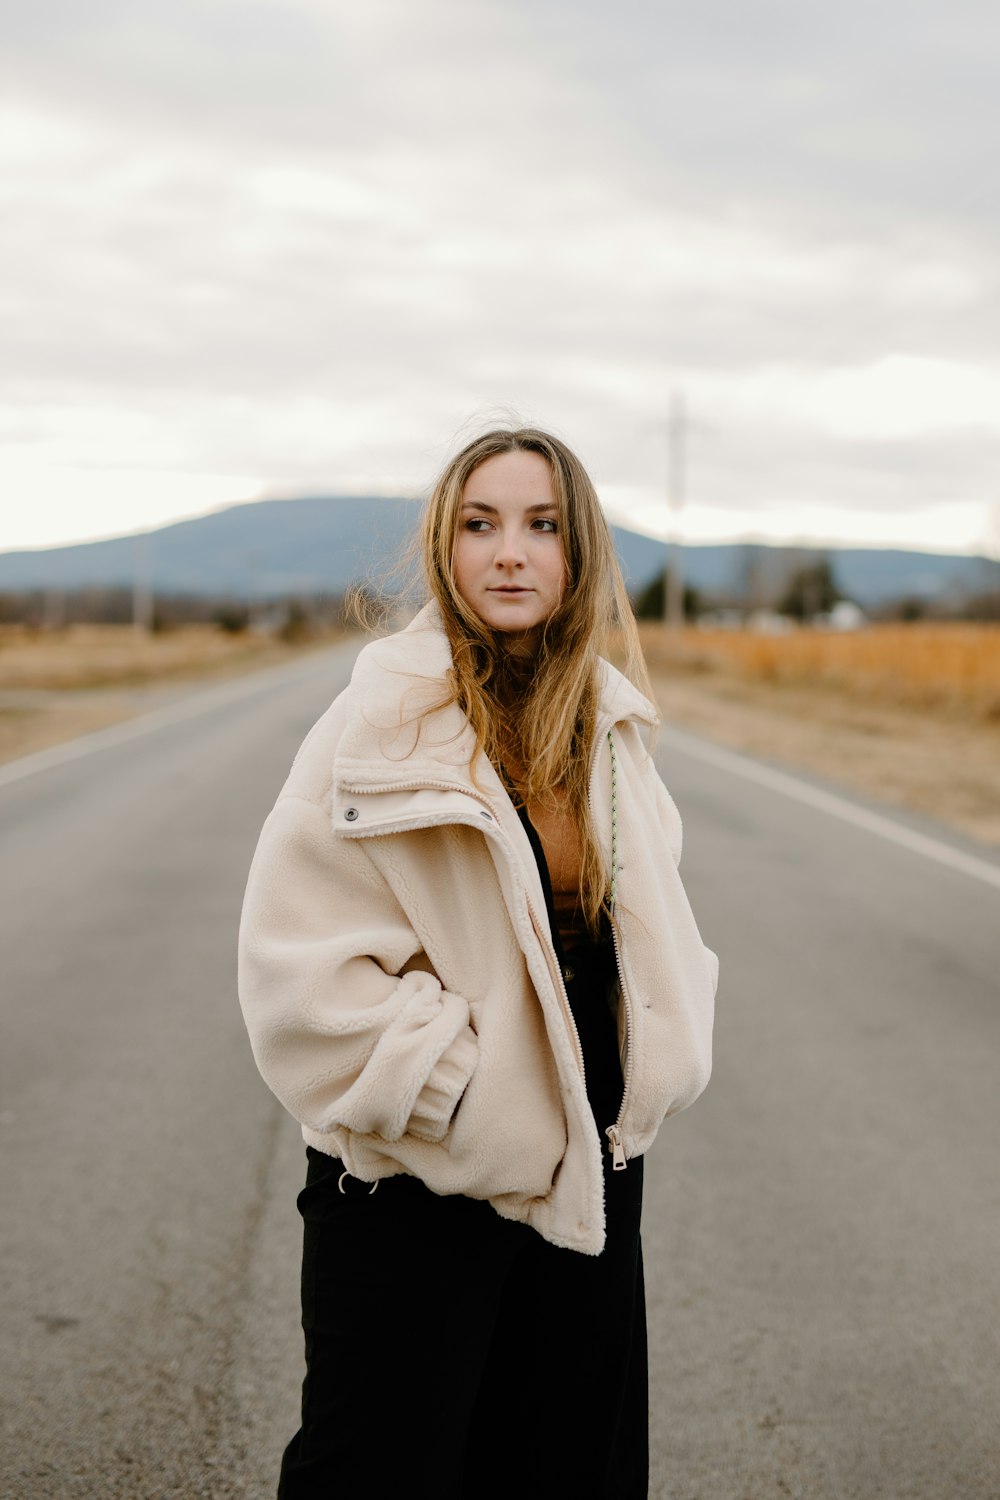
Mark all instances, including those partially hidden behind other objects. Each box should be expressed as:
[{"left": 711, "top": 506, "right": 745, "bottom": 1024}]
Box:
[
  {"left": 0, "top": 623, "right": 337, "bottom": 764},
  {"left": 3, "top": 619, "right": 998, "bottom": 849},
  {"left": 644, "top": 621, "right": 1000, "bottom": 720},
  {"left": 639, "top": 621, "right": 1000, "bottom": 848}
]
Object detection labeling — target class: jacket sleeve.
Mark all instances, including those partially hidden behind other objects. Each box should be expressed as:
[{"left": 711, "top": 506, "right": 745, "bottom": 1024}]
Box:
[{"left": 237, "top": 792, "right": 479, "bottom": 1144}]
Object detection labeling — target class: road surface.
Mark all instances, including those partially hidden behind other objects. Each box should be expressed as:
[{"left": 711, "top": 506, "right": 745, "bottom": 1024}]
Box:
[{"left": 1, "top": 641, "right": 998, "bottom": 1498}]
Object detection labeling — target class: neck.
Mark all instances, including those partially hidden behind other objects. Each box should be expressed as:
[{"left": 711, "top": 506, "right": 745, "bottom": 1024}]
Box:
[
  {"left": 496, "top": 627, "right": 541, "bottom": 661},
  {"left": 492, "top": 638, "right": 540, "bottom": 706}
]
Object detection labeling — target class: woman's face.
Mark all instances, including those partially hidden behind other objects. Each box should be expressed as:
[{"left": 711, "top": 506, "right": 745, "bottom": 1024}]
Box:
[{"left": 453, "top": 450, "right": 566, "bottom": 638}]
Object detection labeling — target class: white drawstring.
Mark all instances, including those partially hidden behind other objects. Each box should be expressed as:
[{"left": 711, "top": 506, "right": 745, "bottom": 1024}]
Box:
[{"left": 338, "top": 1171, "right": 379, "bottom": 1196}]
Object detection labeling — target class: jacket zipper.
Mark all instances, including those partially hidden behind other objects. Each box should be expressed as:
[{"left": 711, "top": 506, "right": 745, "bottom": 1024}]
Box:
[
  {"left": 347, "top": 751, "right": 636, "bottom": 1172},
  {"left": 527, "top": 906, "right": 587, "bottom": 1078},
  {"left": 604, "top": 913, "right": 635, "bottom": 1171},
  {"left": 340, "top": 775, "right": 495, "bottom": 804},
  {"left": 589, "top": 726, "right": 635, "bottom": 1174},
  {"left": 340, "top": 774, "right": 590, "bottom": 1086}
]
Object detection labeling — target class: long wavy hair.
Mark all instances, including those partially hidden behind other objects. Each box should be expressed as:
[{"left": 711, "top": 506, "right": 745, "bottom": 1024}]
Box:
[{"left": 422, "top": 426, "right": 655, "bottom": 933}]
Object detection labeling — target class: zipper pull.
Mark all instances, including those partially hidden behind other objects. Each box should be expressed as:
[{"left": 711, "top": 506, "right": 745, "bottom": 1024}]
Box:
[{"left": 605, "top": 1124, "right": 627, "bottom": 1172}]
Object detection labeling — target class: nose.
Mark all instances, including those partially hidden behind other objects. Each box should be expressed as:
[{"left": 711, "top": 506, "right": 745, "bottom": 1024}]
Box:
[{"left": 494, "top": 526, "right": 527, "bottom": 569}]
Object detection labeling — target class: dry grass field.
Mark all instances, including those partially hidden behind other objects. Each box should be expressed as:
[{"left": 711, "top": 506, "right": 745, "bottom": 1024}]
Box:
[
  {"left": 649, "top": 621, "right": 1000, "bottom": 720},
  {"left": 639, "top": 621, "right": 1000, "bottom": 848},
  {"left": 0, "top": 624, "right": 336, "bottom": 764},
  {"left": 3, "top": 619, "right": 998, "bottom": 850}
]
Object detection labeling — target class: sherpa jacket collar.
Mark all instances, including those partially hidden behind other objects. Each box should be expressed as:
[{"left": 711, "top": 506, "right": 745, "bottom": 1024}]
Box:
[{"left": 332, "top": 601, "right": 656, "bottom": 804}]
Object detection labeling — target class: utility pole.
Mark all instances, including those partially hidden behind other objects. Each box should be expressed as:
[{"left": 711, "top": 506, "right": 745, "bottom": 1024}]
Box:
[
  {"left": 664, "top": 390, "right": 686, "bottom": 629},
  {"left": 42, "top": 586, "right": 65, "bottom": 630},
  {"left": 133, "top": 532, "right": 154, "bottom": 635}
]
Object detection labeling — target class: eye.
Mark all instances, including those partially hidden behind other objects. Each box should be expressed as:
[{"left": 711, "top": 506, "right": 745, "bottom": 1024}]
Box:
[
  {"left": 463, "top": 517, "right": 493, "bottom": 533},
  {"left": 532, "top": 517, "right": 559, "bottom": 533}
]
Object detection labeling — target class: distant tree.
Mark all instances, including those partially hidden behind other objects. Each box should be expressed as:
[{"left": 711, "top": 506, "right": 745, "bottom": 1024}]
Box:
[
  {"left": 632, "top": 571, "right": 703, "bottom": 621},
  {"left": 213, "top": 603, "right": 250, "bottom": 634},
  {"left": 959, "top": 590, "right": 1000, "bottom": 621},
  {"left": 151, "top": 600, "right": 179, "bottom": 633},
  {"left": 280, "top": 600, "right": 311, "bottom": 643},
  {"left": 777, "top": 557, "right": 841, "bottom": 620},
  {"left": 885, "top": 596, "right": 929, "bottom": 622}
]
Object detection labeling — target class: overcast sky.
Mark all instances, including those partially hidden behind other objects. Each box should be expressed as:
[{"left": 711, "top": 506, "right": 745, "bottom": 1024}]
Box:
[{"left": 3, "top": 0, "right": 1000, "bottom": 555}]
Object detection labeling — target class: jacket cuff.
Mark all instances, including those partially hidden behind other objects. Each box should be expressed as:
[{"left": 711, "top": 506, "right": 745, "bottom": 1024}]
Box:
[{"left": 407, "top": 1025, "right": 478, "bottom": 1143}]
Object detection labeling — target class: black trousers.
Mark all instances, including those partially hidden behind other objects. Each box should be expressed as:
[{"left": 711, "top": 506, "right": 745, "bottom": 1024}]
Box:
[
  {"left": 277, "top": 1144, "right": 646, "bottom": 1500},
  {"left": 277, "top": 955, "right": 647, "bottom": 1500}
]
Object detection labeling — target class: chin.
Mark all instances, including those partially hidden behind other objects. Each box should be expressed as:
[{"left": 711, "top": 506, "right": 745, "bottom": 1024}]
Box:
[{"left": 486, "top": 610, "right": 546, "bottom": 634}]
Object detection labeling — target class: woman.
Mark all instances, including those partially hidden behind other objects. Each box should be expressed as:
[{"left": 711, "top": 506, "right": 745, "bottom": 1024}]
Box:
[{"left": 238, "top": 427, "right": 718, "bottom": 1499}]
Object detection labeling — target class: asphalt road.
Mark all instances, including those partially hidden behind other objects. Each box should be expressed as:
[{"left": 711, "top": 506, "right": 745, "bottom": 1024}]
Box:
[{"left": 1, "top": 641, "right": 998, "bottom": 1499}]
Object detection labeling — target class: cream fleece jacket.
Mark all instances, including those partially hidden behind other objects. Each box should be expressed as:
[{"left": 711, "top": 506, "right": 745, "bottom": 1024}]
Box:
[{"left": 238, "top": 605, "right": 718, "bottom": 1255}]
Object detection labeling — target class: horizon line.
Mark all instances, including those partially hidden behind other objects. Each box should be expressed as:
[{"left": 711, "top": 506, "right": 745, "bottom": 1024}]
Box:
[{"left": 0, "top": 491, "right": 992, "bottom": 565}]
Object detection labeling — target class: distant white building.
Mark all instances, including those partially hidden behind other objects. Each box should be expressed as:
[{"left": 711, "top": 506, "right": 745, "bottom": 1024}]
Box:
[
  {"left": 816, "top": 600, "right": 867, "bottom": 631},
  {"left": 696, "top": 608, "right": 746, "bottom": 631},
  {"left": 747, "top": 608, "right": 795, "bottom": 635}
]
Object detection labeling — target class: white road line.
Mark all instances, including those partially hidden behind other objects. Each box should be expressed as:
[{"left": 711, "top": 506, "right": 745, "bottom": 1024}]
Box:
[
  {"left": 660, "top": 724, "right": 1000, "bottom": 894},
  {"left": 0, "top": 648, "right": 347, "bottom": 790}
]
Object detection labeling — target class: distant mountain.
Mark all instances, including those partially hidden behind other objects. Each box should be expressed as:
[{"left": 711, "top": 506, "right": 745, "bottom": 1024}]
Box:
[
  {"left": 627, "top": 539, "right": 996, "bottom": 610},
  {"left": 0, "top": 495, "right": 993, "bottom": 608},
  {"left": 0, "top": 497, "right": 418, "bottom": 598}
]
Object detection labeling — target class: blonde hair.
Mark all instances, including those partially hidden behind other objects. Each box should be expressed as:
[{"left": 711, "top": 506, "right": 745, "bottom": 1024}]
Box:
[{"left": 422, "top": 426, "right": 655, "bottom": 933}]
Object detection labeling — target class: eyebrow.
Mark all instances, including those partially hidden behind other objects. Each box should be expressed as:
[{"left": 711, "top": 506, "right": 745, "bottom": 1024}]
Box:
[{"left": 459, "top": 501, "right": 558, "bottom": 514}]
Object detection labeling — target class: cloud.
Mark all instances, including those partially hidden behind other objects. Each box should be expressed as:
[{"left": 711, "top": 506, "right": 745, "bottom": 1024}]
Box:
[
  {"left": 1, "top": 0, "right": 999, "bottom": 552},
  {"left": 513, "top": 0, "right": 1000, "bottom": 239}
]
